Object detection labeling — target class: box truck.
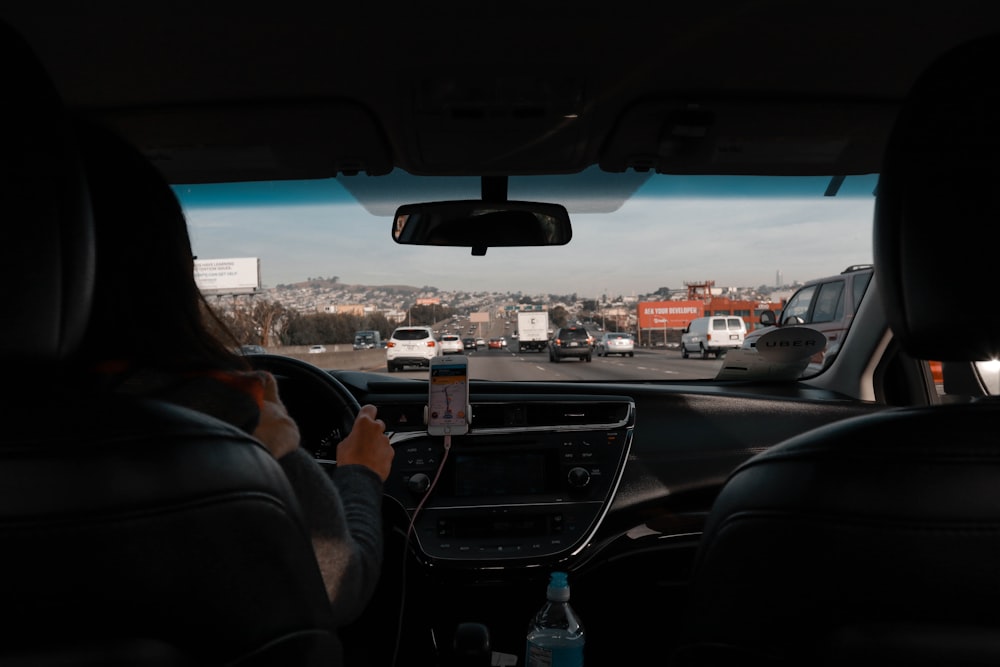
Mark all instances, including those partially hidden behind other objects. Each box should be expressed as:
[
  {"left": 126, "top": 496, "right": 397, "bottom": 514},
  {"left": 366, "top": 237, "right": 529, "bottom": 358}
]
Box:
[{"left": 516, "top": 311, "right": 550, "bottom": 352}]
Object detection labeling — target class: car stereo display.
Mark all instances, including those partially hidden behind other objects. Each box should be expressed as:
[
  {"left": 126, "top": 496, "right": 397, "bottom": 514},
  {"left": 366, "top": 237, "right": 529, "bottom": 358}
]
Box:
[{"left": 452, "top": 453, "right": 548, "bottom": 497}]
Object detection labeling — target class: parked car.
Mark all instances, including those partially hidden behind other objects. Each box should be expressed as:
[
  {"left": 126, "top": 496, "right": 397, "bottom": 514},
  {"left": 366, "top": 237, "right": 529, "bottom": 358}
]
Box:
[
  {"left": 548, "top": 326, "right": 593, "bottom": 362},
  {"left": 680, "top": 316, "right": 747, "bottom": 359},
  {"left": 385, "top": 326, "right": 439, "bottom": 372},
  {"left": 596, "top": 332, "right": 635, "bottom": 357},
  {"left": 307, "top": 344, "right": 326, "bottom": 354},
  {"left": 439, "top": 333, "right": 464, "bottom": 355},
  {"left": 7, "top": 6, "right": 1000, "bottom": 667}
]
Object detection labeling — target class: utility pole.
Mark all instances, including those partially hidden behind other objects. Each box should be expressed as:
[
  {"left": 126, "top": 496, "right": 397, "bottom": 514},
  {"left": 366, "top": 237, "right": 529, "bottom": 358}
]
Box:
[{"left": 602, "top": 288, "right": 607, "bottom": 331}]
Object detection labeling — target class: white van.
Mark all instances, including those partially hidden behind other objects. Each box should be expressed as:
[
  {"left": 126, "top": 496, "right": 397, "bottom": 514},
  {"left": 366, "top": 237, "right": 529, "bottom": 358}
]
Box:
[{"left": 681, "top": 316, "right": 747, "bottom": 359}]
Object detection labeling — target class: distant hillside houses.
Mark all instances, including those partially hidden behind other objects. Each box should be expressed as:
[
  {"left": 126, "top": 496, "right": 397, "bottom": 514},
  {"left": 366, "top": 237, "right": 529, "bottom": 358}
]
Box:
[{"left": 231, "top": 279, "right": 790, "bottom": 325}]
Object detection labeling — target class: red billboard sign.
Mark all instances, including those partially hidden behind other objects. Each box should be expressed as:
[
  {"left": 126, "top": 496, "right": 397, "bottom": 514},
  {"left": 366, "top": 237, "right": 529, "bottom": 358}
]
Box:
[{"left": 637, "top": 300, "right": 704, "bottom": 329}]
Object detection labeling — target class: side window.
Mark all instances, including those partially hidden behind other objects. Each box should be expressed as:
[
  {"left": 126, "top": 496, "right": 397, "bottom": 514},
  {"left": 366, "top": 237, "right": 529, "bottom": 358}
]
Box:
[
  {"left": 812, "top": 281, "right": 845, "bottom": 323},
  {"left": 852, "top": 271, "right": 873, "bottom": 311},
  {"left": 781, "top": 285, "right": 817, "bottom": 323}
]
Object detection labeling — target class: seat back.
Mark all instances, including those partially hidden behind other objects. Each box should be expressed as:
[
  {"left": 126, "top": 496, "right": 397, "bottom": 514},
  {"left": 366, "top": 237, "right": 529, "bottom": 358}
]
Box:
[
  {"left": 676, "top": 34, "right": 1000, "bottom": 666},
  {"left": 0, "top": 21, "right": 93, "bottom": 369},
  {"left": 0, "top": 21, "right": 339, "bottom": 665},
  {"left": 2, "top": 399, "right": 340, "bottom": 665}
]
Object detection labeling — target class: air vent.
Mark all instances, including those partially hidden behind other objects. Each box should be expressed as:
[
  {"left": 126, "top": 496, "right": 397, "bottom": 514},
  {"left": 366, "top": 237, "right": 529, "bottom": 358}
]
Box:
[{"left": 471, "top": 400, "right": 632, "bottom": 430}]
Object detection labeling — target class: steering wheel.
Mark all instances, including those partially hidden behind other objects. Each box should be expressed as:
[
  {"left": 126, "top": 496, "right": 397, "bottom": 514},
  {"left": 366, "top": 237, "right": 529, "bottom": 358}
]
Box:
[{"left": 247, "top": 353, "right": 361, "bottom": 461}]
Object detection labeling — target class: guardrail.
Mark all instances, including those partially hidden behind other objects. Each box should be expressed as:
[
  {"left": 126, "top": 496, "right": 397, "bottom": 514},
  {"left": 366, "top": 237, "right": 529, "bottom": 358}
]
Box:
[{"left": 254, "top": 347, "right": 386, "bottom": 371}]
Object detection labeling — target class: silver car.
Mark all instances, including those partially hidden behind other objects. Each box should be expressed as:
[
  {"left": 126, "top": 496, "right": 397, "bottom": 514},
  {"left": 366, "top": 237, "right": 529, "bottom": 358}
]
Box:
[
  {"left": 596, "top": 332, "right": 635, "bottom": 358},
  {"left": 438, "top": 334, "right": 464, "bottom": 355}
]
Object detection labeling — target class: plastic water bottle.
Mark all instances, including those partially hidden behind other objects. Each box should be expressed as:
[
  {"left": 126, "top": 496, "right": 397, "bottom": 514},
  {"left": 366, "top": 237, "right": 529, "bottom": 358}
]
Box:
[{"left": 525, "top": 571, "right": 585, "bottom": 667}]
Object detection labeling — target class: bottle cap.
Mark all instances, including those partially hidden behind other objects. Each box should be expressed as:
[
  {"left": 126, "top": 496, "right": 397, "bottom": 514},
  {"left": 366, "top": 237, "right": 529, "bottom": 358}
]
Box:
[{"left": 547, "top": 571, "right": 570, "bottom": 601}]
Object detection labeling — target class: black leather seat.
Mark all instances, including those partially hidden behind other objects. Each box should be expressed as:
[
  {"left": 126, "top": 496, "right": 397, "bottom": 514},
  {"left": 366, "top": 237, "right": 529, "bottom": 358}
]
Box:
[
  {"left": 0, "top": 21, "right": 339, "bottom": 666},
  {"left": 674, "top": 34, "right": 1000, "bottom": 666}
]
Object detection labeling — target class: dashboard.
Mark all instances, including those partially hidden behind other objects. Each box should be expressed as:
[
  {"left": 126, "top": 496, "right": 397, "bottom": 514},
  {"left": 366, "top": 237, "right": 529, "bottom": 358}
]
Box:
[
  {"left": 313, "top": 371, "right": 888, "bottom": 571},
  {"left": 270, "top": 366, "right": 892, "bottom": 665}
]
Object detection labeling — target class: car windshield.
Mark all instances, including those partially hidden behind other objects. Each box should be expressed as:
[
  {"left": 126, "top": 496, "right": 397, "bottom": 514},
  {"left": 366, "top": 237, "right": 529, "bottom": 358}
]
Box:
[{"left": 182, "top": 169, "right": 876, "bottom": 382}]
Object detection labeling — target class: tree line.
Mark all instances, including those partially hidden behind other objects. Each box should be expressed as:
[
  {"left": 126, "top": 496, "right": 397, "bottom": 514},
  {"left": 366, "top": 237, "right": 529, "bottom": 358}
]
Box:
[{"left": 209, "top": 299, "right": 457, "bottom": 347}]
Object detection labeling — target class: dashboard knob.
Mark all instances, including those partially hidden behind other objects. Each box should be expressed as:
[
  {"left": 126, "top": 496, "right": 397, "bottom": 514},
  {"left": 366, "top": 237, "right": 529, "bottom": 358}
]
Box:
[
  {"left": 567, "top": 466, "right": 591, "bottom": 489},
  {"left": 407, "top": 472, "right": 431, "bottom": 495}
]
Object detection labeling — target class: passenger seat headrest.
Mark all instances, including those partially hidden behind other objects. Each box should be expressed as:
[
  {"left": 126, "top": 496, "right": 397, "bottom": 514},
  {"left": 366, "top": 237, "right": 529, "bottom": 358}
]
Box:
[
  {"left": 875, "top": 34, "right": 1000, "bottom": 362},
  {"left": 0, "top": 21, "right": 94, "bottom": 368}
]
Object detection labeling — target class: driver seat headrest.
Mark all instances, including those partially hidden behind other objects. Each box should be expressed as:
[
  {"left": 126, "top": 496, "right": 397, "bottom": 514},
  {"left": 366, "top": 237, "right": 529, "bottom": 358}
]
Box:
[{"left": 0, "top": 20, "right": 94, "bottom": 369}]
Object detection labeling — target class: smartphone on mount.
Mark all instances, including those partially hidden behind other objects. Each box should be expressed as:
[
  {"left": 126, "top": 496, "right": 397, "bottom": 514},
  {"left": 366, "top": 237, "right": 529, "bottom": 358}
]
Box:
[{"left": 426, "top": 355, "right": 470, "bottom": 436}]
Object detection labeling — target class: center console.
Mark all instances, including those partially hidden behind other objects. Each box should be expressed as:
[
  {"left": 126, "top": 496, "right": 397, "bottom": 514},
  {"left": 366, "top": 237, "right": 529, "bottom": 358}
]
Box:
[{"left": 383, "top": 398, "right": 635, "bottom": 565}]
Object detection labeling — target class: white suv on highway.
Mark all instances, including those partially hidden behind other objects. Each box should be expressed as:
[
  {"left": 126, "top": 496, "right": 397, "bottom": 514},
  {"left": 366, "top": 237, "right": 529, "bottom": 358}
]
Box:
[
  {"left": 439, "top": 334, "right": 464, "bottom": 355},
  {"left": 386, "top": 326, "right": 440, "bottom": 372}
]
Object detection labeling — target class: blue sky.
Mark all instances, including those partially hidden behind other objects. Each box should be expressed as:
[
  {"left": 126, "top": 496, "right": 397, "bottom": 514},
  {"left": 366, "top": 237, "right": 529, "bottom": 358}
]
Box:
[{"left": 178, "top": 172, "right": 876, "bottom": 296}]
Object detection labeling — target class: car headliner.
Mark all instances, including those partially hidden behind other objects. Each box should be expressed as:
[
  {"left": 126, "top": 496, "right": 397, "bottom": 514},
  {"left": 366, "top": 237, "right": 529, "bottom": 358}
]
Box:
[{"left": 4, "top": 3, "right": 998, "bottom": 187}]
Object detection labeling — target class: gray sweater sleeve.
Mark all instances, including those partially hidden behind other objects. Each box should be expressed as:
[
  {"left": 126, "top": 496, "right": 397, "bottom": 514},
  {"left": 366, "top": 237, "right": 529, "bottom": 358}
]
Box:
[{"left": 278, "top": 448, "right": 384, "bottom": 626}]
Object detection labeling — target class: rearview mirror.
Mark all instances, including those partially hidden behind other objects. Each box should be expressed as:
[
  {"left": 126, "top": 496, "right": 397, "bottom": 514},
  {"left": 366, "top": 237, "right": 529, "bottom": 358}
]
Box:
[{"left": 391, "top": 200, "right": 572, "bottom": 256}]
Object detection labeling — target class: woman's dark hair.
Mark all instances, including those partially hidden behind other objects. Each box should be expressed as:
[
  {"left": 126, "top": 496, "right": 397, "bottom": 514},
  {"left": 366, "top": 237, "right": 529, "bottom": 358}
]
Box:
[{"left": 75, "top": 118, "right": 248, "bottom": 373}]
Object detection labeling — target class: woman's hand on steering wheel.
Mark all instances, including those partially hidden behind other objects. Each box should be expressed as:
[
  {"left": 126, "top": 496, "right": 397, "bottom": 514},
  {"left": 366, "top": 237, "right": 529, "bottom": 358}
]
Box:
[
  {"left": 335, "top": 404, "right": 394, "bottom": 481},
  {"left": 251, "top": 370, "right": 301, "bottom": 459},
  {"left": 246, "top": 354, "right": 361, "bottom": 462}
]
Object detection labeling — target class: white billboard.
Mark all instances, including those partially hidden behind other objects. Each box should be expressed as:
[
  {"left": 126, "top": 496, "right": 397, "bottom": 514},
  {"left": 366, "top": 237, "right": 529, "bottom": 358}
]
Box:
[{"left": 194, "top": 257, "right": 260, "bottom": 294}]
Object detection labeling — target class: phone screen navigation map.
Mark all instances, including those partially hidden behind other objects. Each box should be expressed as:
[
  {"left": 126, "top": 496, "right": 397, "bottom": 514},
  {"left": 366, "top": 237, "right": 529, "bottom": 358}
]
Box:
[{"left": 429, "top": 363, "right": 468, "bottom": 433}]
